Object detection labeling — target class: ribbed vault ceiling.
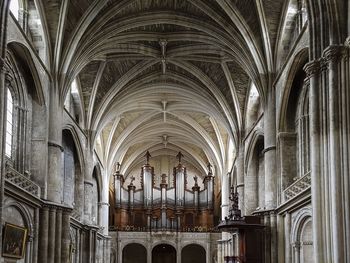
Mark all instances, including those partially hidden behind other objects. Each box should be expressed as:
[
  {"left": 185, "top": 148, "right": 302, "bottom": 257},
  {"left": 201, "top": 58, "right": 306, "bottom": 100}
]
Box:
[{"left": 45, "top": 0, "right": 286, "bottom": 185}]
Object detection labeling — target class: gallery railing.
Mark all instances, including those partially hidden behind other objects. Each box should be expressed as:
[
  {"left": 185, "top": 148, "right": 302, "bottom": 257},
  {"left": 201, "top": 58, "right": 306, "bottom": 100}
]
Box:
[
  {"left": 283, "top": 171, "right": 311, "bottom": 202},
  {"left": 5, "top": 165, "right": 41, "bottom": 198},
  {"left": 109, "top": 225, "right": 219, "bottom": 233}
]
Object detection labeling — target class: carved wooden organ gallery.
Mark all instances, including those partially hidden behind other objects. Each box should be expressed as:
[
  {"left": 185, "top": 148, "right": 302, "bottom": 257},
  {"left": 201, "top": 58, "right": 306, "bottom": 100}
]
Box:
[{"left": 109, "top": 151, "right": 215, "bottom": 231}]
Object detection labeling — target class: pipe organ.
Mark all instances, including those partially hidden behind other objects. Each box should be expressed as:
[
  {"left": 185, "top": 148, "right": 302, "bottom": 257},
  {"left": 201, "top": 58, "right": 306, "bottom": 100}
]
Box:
[{"left": 109, "top": 151, "right": 215, "bottom": 231}]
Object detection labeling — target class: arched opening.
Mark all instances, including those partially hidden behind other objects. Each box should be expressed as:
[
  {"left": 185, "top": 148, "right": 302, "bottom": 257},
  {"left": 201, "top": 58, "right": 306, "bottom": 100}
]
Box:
[
  {"left": 91, "top": 167, "right": 101, "bottom": 225},
  {"left": 280, "top": 61, "right": 310, "bottom": 196},
  {"left": 292, "top": 216, "right": 314, "bottom": 263},
  {"left": 245, "top": 83, "right": 262, "bottom": 131},
  {"left": 2, "top": 204, "right": 33, "bottom": 262},
  {"left": 276, "top": 0, "right": 309, "bottom": 68},
  {"left": 62, "top": 129, "right": 83, "bottom": 219},
  {"left": 244, "top": 135, "right": 264, "bottom": 215},
  {"left": 152, "top": 244, "right": 176, "bottom": 263},
  {"left": 181, "top": 244, "right": 206, "bottom": 263},
  {"left": 4, "top": 44, "right": 45, "bottom": 175},
  {"left": 300, "top": 220, "right": 313, "bottom": 262},
  {"left": 64, "top": 79, "right": 84, "bottom": 126},
  {"left": 122, "top": 243, "right": 147, "bottom": 263}
]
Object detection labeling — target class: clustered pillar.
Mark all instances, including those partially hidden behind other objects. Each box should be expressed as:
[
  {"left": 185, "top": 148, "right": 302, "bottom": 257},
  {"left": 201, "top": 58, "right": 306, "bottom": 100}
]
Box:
[
  {"left": 38, "top": 204, "right": 72, "bottom": 263},
  {"left": 304, "top": 41, "right": 350, "bottom": 262}
]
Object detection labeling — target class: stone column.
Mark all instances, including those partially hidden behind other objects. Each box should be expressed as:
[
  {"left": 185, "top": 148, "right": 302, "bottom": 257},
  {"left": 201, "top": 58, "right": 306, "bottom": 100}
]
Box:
[
  {"left": 217, "top": 242, "right": 222, "bottom": 263},
  {"left": 244, "top": 155, "right": 257, "bottom": 215},
  {"left": 147, "top": 240, "right": 152, "bottom": 263},
  {"left": 264, "top": 86, "right": 277, "bottom": 210},
  {"left": 304, "top": 59, "right": 325, "bottom": 262},
  {"left": 38, "top": 206, "right": 49, "bottom": 263},
  {"left": 221, "top": 173, "right": 230, "bottom": 220},
  {"left": 270, "top": 212, "right": 277, "bottom": 263},
  {"left": 0, "top": 57, "right": 7, "bottom": 258},
  {"left": 324, "top": 45, "right": 348, "bottom": 262},
  {"left": 99, "top": 202, "right": 109, "bottom": 235},
  {"left": 33, "top": 208, "right": 39, "bottom": 263},
  {"left": 55, "top": 208, "right": 62, "bottom": 263},
  {"left": 47, "top": 84, "right": 63, "bottom": 203},
  {"left": 61, "top": 209, "right": 71, "bottom": 263},
  {"left": 264, "top": 212, "right": 271, "bottom": 263},
  {"left": 235, "top": 145, "right": 244, "bottom": 212},
  {"left": 48, "top": 207, "right": 56, "bottom": 263},
  {"left": 100, "top": 176, "right": 110, "bottom": 235},
  {"left": 84, "top": 180, "right": 94, "bottom": 224},
  {"left": 84, "top": 148, "right": 94, "bottom": 223},
  {"left": 284, "top": 212, "right": 291, "bottom": 263},
  {"left": 264, "top": 85, "right": 278, "bottom": 263}
]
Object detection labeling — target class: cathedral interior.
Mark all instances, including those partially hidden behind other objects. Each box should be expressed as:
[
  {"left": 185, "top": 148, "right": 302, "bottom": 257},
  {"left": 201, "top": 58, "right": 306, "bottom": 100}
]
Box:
[{"left": 0, "top": 0, "right": 349, "bottom": 262}]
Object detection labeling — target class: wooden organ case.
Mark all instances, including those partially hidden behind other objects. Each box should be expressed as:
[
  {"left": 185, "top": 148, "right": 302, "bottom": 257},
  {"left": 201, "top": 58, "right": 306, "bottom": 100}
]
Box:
[{"left": 109, "top": 151, "right": 215, "bottom": 232}]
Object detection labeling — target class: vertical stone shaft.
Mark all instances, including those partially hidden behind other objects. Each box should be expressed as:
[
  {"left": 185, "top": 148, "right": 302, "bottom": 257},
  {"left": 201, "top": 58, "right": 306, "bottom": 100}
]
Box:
[
  {"left": 264, "top": 87, "right": 277, "bottom": 209},
  {"left": 55, "top": 208, "right": 62, "bottom": 263},
  {"left": 38, "top": 207, "right": 49, "bottom": 263},
  {"left": 325, "top": 45, "right": 348, "bottom": 262},
  {"left": 61, "top": 210, "right": 71, "bottom": 263},
  {"left": 305, "top": 59, "right": 324, "bottom": 262},
  {"left": 48, "top": 207, "right": 56, "bottom": 263},
  {"left": 47, "top": 85, "right": 63, "bottom": 202},
  {"left": 235, "top": 145, "right": 244, "bottom": 212}
]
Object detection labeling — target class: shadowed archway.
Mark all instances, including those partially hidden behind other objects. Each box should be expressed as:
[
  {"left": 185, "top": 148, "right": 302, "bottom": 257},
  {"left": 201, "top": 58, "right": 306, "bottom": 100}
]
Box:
[
  {"left": 122, "top": 243, "right": 147, "bottom": 263},
  {"left": 181, "top": 244, "right": 206, "bottom": 263},
  {"left": 152, "top": 244, "right": 176, "bottom": 263}
]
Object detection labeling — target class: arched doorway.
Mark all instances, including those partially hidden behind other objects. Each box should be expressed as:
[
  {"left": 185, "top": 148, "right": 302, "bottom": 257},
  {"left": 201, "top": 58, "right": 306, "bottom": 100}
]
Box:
[
  {"left": 181, "top": 244, "right": 206, "bottom": 263},
  {"left": 152, "top": 244, "right": 176, "bottom": 263},
  {"left": 123, "top": 243, "right": 147, "bottom": 263}
]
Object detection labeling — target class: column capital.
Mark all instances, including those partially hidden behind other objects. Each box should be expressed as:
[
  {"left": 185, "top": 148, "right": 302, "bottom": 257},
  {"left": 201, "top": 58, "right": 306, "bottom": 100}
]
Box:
[
  {"left": 303, "top": 60, "right": 321, "bottom": 77},
  {"left": 322, "top": 45, "right": 348, "bottom": 64}
]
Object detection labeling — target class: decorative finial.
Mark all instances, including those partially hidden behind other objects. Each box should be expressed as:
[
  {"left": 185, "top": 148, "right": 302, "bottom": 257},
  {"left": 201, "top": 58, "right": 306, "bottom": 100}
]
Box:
[
  {"left": 225, "top": 186, "right": 242, "bottom": 221},
  {"left": 145, "top": 151, "right": 151, "bottom": 164},
  {"left": 161, "top": 174, "right": 167, "bottom": 184},
  {"left": 129, "top": 176, "right": 135, "bottom": 186},
  {"left": 176, "top": 151, "right": 184, "bottom": 163},
  {"left": 116, "top": 162, "right": 121, "bottom": 172},
  {"left": 193, "top": 175, "right": 198, "bottom": 186},
  {"left": 207, "top": 163, "right": 212, "bottom": 174}
]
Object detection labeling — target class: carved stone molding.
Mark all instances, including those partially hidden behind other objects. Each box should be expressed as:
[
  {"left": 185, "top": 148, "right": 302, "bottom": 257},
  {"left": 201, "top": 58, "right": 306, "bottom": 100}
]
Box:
[
  {"left": 84, "top": 180, "right": 94, "bottom": 186},
  {"left": 48, "top": 141, "right": 64, "bottom": 152},
  {"left": 262, "top": 146, "right": 276, "bottom": 154},
  {"left": 303, "top": 60, "right": 321, "bottom": 77},
  {"left": 42, "top": 201, "right": 73, "bottom": 213},
  {"left": 323, "top": 45, "right": 348, "bottom": 64}
]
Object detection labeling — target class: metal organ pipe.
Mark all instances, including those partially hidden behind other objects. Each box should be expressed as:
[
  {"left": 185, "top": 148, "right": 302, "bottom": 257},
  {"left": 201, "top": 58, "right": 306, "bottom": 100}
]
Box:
[
  {"left": 114, "top": 166, "right": 123, "bottom": 208},
  {"left": 142, "top": 164, "right": 153, "bottom": 208},
  {"left": 175, "top": 152, "right": 186, "bottom": 208}
]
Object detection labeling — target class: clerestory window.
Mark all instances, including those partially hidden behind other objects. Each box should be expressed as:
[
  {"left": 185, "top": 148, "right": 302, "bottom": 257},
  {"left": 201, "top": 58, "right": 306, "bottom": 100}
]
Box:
[
  {"left": 9, "top": 0, "right": 20, "bottom": 20},
  {"left": 5, "top": 88, "right": 14, "bottom": 158}
]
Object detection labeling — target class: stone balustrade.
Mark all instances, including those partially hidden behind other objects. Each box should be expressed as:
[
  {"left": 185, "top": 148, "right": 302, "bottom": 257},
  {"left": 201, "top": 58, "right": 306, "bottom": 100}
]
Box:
[
  {"left": 5, "top": 165, "right": 41, "bottom": 197},
  {"left": 283, "top": 172, "right": 311, "bottom": 202}
]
